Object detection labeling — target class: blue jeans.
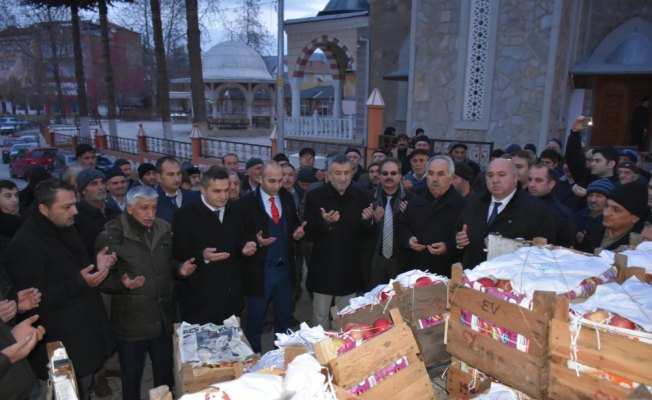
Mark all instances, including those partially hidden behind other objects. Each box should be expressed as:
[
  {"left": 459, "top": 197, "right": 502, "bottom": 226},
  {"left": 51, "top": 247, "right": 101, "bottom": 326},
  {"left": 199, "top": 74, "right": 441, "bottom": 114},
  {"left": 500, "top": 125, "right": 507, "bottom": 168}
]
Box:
[
  {"left": 116, "top": 331, "right": 174, "bottom": 400},
  {"left": 245, "top": 264, "right": 293, "bottom": 353}
]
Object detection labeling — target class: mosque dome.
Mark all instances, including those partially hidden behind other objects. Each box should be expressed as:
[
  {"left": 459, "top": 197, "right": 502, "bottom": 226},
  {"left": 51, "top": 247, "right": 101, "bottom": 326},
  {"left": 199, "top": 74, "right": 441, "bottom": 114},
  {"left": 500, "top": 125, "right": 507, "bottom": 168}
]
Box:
[
  {"left": 202, "top": 41, "right": 274, "bottom": 82},
  {"left": 318, "top": 0, "right": 369, "bottom": 16}
]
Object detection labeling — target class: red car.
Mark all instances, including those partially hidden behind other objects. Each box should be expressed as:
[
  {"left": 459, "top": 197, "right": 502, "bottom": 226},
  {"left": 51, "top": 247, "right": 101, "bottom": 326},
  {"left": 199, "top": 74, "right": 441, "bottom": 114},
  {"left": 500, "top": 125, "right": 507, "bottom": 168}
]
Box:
[{"left": 9, "top": 147, "right": 59, "bottom": 179}]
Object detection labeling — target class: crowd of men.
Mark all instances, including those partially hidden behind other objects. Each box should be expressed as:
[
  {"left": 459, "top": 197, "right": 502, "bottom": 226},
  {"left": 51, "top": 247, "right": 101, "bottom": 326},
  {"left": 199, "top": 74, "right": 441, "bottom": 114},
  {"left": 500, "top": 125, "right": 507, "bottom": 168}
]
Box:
[{"left": 1, "top": 115, "right": 651, "bottom": 399}]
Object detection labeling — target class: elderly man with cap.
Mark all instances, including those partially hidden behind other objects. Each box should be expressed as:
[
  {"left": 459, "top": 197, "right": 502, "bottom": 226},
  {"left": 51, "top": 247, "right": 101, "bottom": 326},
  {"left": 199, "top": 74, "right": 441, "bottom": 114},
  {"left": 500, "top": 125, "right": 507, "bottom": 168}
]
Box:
[
  {"left": 449, "top": 143, "right": 480, "bottom": 180},
  {"left": 114, "top": 159, "right": 136, "bottom": 189},
  {"left": 345, "top": 147, "right": 364, "bottom": 182},
  {"left": 183, "top": 164, "right": 201, "bottom": 191},
  {"left": 402, "top": 149, "right": 430, "bottom": 195},
  {"left": 75, "top": 143, "right": 97, "bottom": 168},
  {"left": 577, "top": 182, "right": 649, "bottom": 253},
  {"left": 392, "top": 133, "right": 413, "bottom": 174},
  {"left": 452, "top": 161, "right": 475, "bottom": 198},
  {"left": 241, "top": 158, "right": 263, "bottom": 194},
  {"left": 413, "top": 136, "right": 432, "bottom": 154},
  {"left": 573, "top": 178, "right": 615, "bottom": 246},
  {"left": 105, "top": 167, "right": 128, "bottom": 213},
  {"left": 617, "top": 162, "right": 643, "bottom": 185},
  {"left": 136, "top": 163, "right": 157, "bottom": 188},
  {"left": 75, "top": 168, "right": 119, "bottom": 259}
]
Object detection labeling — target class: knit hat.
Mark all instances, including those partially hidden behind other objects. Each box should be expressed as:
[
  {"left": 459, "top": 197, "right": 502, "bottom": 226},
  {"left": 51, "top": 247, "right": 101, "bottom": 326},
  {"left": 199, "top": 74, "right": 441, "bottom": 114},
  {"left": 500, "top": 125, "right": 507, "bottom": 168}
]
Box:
[
  {"left": 490, "top": 149, "right": 506, "bottom": 158},
  {"left": 617, "top": 162, "right": 639, "bottom": 174},
  {"left": 75, "top": 143, "right": 95, "bottom": 158},
  {"left": 608, "top": 182, "right": 648, "bottom": 219},
  {"left": 524, "top": 143, "right": 537, "bottom": 154},
  {"left": 297, "top": 168, "right": 317, "bottom": 183},
  {"left": 344, "top": 147, "right": 361, "bottom": 156},
  {"left": 76, "top": 168, "right": 104, "bottom": 192},
  {"left": 505, "top": 144, "right": 521, "bottom": 154},
  {"left": 454, "top": 162, "right": 474, "bottom": 182},
  {"left": 413, "top": 136, "right": 431, "bottom": 146},
  {"left": 137, "top": 163, "right": 156, "bottom": 179},
  {"left": 245, "top": 158, "right": 263, "bottom": 169},
  {"left": 104, "top": 167, "right": 126, "bottom": 183},
  {"left": 620, "top": 149, "right": 639, "bottom": 163},
  {"left": 586, "top": 178, "right": 615, "bottom": 196}
]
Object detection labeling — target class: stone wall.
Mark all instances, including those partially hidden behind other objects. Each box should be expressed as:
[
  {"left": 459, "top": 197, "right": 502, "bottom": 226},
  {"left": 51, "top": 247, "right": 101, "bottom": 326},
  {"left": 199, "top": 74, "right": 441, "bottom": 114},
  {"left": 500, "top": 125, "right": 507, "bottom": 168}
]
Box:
[{"left": 368, "top": 0, "right": 412, "bottom": 134}]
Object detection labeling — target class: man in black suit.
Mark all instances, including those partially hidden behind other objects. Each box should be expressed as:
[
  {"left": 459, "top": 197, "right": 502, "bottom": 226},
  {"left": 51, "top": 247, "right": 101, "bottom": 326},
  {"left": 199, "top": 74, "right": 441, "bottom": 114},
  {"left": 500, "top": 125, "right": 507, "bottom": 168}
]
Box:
[
  {"left": 455, "top": 158, "right": 556, "bottom": 269},
  {"left": 238, "top": 161, "right": 306, "bottom": 353},
  {"left": 172, "top": 167, "right": 254, "bottom": 325},
  {"left": 155, "top": 156, "right": 198, "bottom": 224}
]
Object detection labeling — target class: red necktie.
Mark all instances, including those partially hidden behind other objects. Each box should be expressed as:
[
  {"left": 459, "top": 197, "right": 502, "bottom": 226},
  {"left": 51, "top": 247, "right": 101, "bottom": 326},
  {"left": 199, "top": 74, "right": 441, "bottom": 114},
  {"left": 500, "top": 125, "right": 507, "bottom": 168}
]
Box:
[{"left": 270, "top": 197, "right": 280, "bottom": 223}]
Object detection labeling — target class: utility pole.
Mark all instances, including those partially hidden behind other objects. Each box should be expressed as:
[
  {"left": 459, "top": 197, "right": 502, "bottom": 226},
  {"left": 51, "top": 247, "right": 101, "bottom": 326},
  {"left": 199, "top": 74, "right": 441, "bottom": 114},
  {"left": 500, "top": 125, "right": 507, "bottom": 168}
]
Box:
[{"left": 276, "top": 0, "right": 284, "bottom": 152}]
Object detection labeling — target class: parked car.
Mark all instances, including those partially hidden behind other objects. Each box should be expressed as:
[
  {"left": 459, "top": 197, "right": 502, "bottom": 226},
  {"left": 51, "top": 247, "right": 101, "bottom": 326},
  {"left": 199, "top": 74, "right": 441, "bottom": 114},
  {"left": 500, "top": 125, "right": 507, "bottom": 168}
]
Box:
[
  {"left": 9, "top": 146, "right": 58, "bottom": 179},
  {"left": 50, "top": 152, "right": 117, "bottom": 178},
  {"left": 0, "top": 117, "right": 30, "bottom": 134},
  {"left": 2, "top": 137, "right": 30, "bottom": 163},
  {"left": 9, "top": 143, "right": 34, "bottom": 160}
]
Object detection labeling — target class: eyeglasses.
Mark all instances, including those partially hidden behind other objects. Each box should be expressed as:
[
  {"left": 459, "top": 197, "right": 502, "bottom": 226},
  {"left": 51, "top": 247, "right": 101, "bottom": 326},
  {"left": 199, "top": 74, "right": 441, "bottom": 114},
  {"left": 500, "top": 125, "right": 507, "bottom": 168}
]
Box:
[{"left": 381, "top": 171, "right": 399, "bottom": 176}]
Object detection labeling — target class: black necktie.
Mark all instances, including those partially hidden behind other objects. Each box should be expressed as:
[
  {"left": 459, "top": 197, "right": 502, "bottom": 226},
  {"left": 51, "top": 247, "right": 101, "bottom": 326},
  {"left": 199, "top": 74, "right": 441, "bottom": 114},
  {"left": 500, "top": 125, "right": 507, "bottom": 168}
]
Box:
[
  {"left": 487, "top": 201, "right": 502, "bottom": 225},
  {"left": 215, "top": 209, "right": 222, "bottom": 222},
  {"left": 169, "top": 195, "right": 178, "bottom": 209}
]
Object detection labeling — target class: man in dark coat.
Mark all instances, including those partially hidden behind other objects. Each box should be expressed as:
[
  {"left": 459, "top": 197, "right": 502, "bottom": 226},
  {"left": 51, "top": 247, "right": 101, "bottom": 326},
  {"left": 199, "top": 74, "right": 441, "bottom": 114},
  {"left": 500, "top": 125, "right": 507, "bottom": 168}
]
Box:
[
  {"left": 528, "top": 164, "right": 576, "bottom": 248},
  {"left": 154, "top": 156, "right": 198, "bottom": 224},
  {"left": 3, "top": 179, "right": 115, "bottom": 400},
  {"left": 0, "top": 315, "right": 44, "bottom": 400},
  {"left": 304, "top": 155, "right": 375, "bottom": 330},
  {"left": 364, "top": 158, "right": 414, "bottom": 288},
  {"left": 455, "top": 159, "right": 557, "bottom": 269},
  {"left": 172, "top": 167, "right": 251, "bottom": 325},
  {"left": 398, "top": 155, "right": 466, "bottom": 277},
  {"left": 97, "top": 185, "right": 197, "bottom": 400},
  {"left": 74, "top": 168, "right": 119, "bottom": 259},
  {"left": 238, "top": 161, "right": 306, "bottom": 353},
  {"left": 577, "top": 182, "right": 648, "bottom": 253}
]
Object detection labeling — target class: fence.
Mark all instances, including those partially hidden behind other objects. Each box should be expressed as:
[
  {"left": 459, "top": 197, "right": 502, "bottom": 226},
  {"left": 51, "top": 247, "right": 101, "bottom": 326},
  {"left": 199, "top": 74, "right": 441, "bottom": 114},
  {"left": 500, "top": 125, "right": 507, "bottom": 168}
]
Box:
[
  {"left": 106, "top": 136, "right": 139, "bottom": 155},
  {"left": 201, "top": 137, "right": 271, "bottom": 163},
  {"left": 284, "top": 138, "right": 365, "bottom": 159},
  {"left": 145, "top": 137, "right": 192, "bottom": 160},
  {"left": 378, "top": 135, "right": 494, "bottom": 169},
  {"left": 284, "top": 114, "right": 355, "bottom": 141}
]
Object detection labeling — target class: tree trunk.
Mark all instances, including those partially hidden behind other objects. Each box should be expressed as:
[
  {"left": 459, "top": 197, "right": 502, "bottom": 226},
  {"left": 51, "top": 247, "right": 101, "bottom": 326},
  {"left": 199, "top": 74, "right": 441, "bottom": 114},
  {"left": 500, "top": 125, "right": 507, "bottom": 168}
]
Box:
[
  {"left": 98, "top": 0, "right": 118, "bottom": 138},
  {"left": 185, "top": 0, "right": 207, "bottom": 134},
  {"left": 70, "top": 3, "right": 90, "bottom": 138},
  {"left": 150, "top": 0, "right": 172, "bottom": 140},
  {"left": 46, "top": 10, "right": 65, "bottom": 123}
]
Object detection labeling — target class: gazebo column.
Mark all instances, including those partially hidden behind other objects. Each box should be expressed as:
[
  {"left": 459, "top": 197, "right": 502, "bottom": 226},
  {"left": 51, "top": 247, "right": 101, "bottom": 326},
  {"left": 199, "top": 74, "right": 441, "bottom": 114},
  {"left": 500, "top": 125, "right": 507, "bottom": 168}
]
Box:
[
  {"left": 333, "top": 79, "right": 342, "bottom": 118},
  {"left": 245, "top": 86, "right": 253, "bottom": 128},
  {"left": 211, "top": 85, "right": 219, "bottom": 118},
  {"left": 291, "top": 77, "right": 301, "bottom": 117},
  {"left": 269, "top": 86, "right": 276, "bottom": 126}
]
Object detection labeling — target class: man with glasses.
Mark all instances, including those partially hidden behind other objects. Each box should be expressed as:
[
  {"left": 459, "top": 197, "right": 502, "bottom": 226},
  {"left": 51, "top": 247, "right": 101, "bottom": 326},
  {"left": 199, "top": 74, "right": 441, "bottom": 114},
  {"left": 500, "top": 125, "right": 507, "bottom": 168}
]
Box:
[
  {"left": 366, "top": 158, "right": 414, "bottom": 287},
  {"left": 298, "top": 147, "right": 324, "bottom": 181}
]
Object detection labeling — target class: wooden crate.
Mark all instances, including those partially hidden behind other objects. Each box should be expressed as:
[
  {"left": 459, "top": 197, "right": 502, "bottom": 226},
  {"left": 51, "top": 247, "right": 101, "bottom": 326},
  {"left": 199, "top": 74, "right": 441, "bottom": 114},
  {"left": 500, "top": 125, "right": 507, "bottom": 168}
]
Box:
[
  {"left": 330, "top": 297, "right": 398, "bottom": 331},
  {"left": 172, "top": 323, "right": 252, "bottom": 396},
  {"left": 315, "top": 308, "right": 436, "bottom": 400},
  {"left": 393, "top": 281, "right": 449, "bottom": 367},
  {"left": 446, "top": 357, "right": 491, "bottom": 399},
  {"left": 548, "top": 295, "right": 652, "bottom": 400},
  {"left": 447, "top": 263, "right": 556, "bottom": 399}
]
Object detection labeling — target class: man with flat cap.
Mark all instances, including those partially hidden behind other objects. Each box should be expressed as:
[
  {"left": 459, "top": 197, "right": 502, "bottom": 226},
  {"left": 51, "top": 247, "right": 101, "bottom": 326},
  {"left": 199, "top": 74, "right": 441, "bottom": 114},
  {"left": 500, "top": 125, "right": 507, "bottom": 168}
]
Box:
[
  {"left": 573, "top": 178, "right": 614, "bottom": 246},
  {"left": 105, "top": 167, "right": 128, "bottom": 213},
  {"left": 577, "top": 182, "right": 649, "bottom": 253},
  {"left": 452, "top": 161, "right": 475, "bottom": 198},
  {"left": 449, "top": 143, "right": 480, "bottom": 181},
  {"left": 345, "top": 147, "right": 364, "bottom": 182},
  {"left": 241, "top": 158, "right": 263, "bottom": 195}
]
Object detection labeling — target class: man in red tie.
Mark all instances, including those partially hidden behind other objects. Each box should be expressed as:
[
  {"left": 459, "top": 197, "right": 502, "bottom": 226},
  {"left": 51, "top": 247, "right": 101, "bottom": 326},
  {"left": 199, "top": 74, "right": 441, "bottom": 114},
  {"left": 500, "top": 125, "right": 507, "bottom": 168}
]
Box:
[{"left": 237, "top": 161, "right": 306, "bottom": 353}]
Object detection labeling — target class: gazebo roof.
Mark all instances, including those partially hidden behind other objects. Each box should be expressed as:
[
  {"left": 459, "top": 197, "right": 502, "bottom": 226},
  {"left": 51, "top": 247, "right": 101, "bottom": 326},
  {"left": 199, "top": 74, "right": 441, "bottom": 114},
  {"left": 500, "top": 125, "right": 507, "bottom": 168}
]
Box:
[{"left": 202, "top": 41, "right": 274, "bottom": 83}]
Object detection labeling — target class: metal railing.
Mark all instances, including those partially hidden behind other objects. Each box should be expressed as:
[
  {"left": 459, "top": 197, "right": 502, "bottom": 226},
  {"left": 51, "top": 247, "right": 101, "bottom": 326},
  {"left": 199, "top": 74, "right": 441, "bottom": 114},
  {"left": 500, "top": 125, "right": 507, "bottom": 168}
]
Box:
[
  {"left": 106, "top": 136, "right": 139, "bottom": 155},
  {"left": 285, "top": 138, "right": 365, "bottom": 159},
  {"left": 201, "top": 137, "right": 271, "bottom": 163},
  {"left": 378, "top": 135, "right": 494, "bottom": 169},
  {"left": 51, "top": 131, "right": 76, "bottom": 149},
  {"left": 284, "top": 114, "right": 355, "bottom": 140},
  {"left": 145, "top": 137, "right": 191, "bottom": 160}
]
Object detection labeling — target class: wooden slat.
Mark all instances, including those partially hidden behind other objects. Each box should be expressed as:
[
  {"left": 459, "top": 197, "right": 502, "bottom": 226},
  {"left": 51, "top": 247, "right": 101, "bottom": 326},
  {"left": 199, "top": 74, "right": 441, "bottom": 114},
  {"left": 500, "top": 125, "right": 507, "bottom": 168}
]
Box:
[
  {"left": 549, "top": 319, "right": 652, "bottom": 384},
  {"left": 548, "top": 362, "right": 635, "bottom": 400},
  {"left": 413, "top": 323, "right": 449, "bottom": 366},
  {"left": 329, "top": 324, "right": 419, "bottom": 388},
  {"left": 449, "top": 286, "right": 552, "bottom": 357},
  {"left": 446, "top": 321, "right": 547, "bottom": 398},
  {"left": 359, "top": 362, "right": 435, "bottom": 400},
  {"left": 394, "top": 281, "right": 448, "bottom": 319},
  {"left": 446, "top": 357, "right": 491, "bottom": 399},
  {"left": 330, "top": 299, "right": 398, "bottom": 331}
]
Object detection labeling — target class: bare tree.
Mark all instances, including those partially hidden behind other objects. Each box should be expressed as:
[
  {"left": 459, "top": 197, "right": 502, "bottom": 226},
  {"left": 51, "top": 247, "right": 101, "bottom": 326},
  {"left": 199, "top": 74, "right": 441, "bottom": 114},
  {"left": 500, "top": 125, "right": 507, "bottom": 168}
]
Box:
[
  {"left": 185, "top": 0, "right": 207, "bottom": 133},
  {"left": 224, "top": 0, "right": 273, "bottom": 55}
]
